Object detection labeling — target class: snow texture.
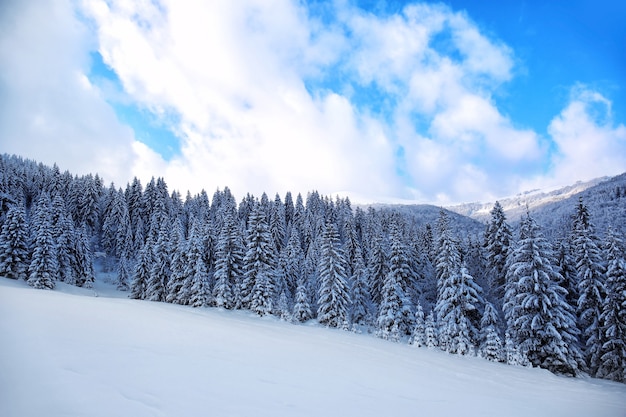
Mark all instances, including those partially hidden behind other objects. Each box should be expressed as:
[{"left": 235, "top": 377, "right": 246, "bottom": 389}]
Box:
[{"left": 1, "top": 276, "right": 625, "bottom": 417}]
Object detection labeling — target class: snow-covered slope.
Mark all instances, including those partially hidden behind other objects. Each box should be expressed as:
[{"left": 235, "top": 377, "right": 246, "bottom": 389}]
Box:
[
  {"left": 447, "top": 176, "right": 607, "bottom": 223},
  {"left": 1, "top": 277, "right": 624, "bottom": 417}
]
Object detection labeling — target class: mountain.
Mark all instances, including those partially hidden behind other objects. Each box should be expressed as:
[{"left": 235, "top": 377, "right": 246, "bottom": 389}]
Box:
[
  {"left": 447, "top": 173, "right": 626, "bottom": 237},
  {"left": 2, "top": 276, "right": 625, "bottom": 417}
]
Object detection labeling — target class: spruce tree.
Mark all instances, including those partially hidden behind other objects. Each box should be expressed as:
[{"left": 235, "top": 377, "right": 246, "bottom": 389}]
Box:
[
  {"left": 484, "top": 201, "right": 512, "bottom": 302},
  {"left": 242, "top": 205, "right": 275, "bottom": 311},
  {"left": 317, "top": 222, "right": 351, "bottom": 328},
  {"left": 504, "top": 213, "right": 584, "bottom": 375},
  {"left": 27, "top": 194, "right": 57, "bottom": 290},
  {"left": 596, "top": 228, "right": 626, "bottom": 382},
  {"left": 350, "top": 247, "right": 372, "bottom": 326},
  {"left": 410, "top": 302, "right": 426, "bottom": 347},
  {"left": 0, "top": 204, "right": 30, "bottom": 280},
  {"left": 572, "top": 198, "right": 607, "bottom": 374},
  {"left": 292, "top": 279, "right": 313, "bottom": 322},
  {"left": 146, "top": 219, "right": 171, "bottom": 302},
  {"left": 377, "top": 224, "right": 415, "bottom": 337},
  {"left": 131, "top": 240, "right": 152, "bottom": 300},
  {"left": 424, "top": 310, "right": 438, "bottom": 348},
  {"left": 479, "top": 302, "right": 504, "bottom": 362},
  {"left": 213, "top": 212, "right": 244, "bottom": 309}
]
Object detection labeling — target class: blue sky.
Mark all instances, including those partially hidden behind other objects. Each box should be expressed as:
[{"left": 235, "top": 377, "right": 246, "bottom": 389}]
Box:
[{"left": 1, "top": 0, "right": 625, "bottom": 204}]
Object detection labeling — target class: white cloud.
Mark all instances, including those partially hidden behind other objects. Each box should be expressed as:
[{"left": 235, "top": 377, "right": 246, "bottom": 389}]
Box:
[
  {"left": 0, "top": 0, "right": 152, "bottom": 187},
  {"left": 541, "top": 87, "right": 626, "bottom": 187},
  {"left": 2, "top": 0, "right": 623, "bottom": 204}
]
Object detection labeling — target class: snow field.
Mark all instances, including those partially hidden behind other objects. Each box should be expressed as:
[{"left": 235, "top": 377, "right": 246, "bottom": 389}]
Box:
[{"left": 1, "top": 277, "right": 625, "bottom": 417}]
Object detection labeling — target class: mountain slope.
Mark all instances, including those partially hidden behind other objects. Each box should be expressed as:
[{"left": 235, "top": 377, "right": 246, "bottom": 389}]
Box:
[
  {"left": 1, "top": 277, "right": 624, "bottom": 417},
  {"left": 447, "top": 173, "right": 626, "bottom": 237}
]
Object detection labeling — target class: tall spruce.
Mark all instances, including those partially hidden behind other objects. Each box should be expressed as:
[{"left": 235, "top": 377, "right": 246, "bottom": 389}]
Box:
[
  {"left": 484, "top": 201, "right": 512, "bottom": 303},
  {"left": 572, "top": 197, "right": 607, "bottom": 374},
  {"left": 0, "top": 204, "right": 30, "bottom": 280},
  {"left": 317, "top": 222, "right": 351, "bottom": 328},
  {"left": 504, "top": 212, "right": 583, "bottom": 375},
  {"left": 242, "top": 205, "right": 275, "bottom": 312},
  {"left": 596, "top": 228, "right": 626, "bottom": 382}
]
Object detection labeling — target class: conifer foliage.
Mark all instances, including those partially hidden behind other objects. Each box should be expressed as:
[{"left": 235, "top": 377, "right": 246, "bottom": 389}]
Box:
[
  {"left": 317, "top": 222, "right": 351, "bottom": 328},
  {"left": 2, "top": 154, "right": 625, "bottom": 382},
  {"left": 504, "top": 213, "right": 583, "bottom": 375}
]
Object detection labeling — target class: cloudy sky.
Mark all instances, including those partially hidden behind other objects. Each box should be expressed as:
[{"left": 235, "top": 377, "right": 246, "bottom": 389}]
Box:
[{"left": 1, "top": 0, "right": 625, "bottom": 204}]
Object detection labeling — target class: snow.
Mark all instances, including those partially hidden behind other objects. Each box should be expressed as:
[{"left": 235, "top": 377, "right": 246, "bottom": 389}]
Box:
[{"left": 1, "top": 277, "right": 625, "bottom": 417}]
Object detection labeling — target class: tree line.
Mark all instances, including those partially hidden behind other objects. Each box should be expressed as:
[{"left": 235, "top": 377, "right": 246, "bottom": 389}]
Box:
[{"left": 0, "top": 154, "right": 624, "bottom": 382}]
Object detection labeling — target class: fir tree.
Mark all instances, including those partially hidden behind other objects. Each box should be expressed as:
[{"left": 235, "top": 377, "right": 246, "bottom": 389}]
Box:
[
  {"left": 350, "top": 247, "right": 372, "bottom": 326},
  {"left": 410, "top": 302, "right": 426, "bottom": 347},
  {"left": 0, "top": 204, "right": 30, "bottom": 280},
  {"left": 213, "top": 212, "right": 244, "bottom": 309},
  {"left": 117, "top": 256, "right": 131, "bottom": 291},
  {"left": 242, "top": 205, "right": 275, "bottom": 311},
  {"left": 596, "top": 228, "right": 626, "bottom": 382},
  {"left": 504, "top": 213, "right": 584, "bottom": 375},
  {"left": 484, "top": 201, "right": 513, "bottom": 303},
  {"left": 27, "top": 194, "right": 57, "bottom": 290},
  {"left": 189, "top": 256, "right": 211, "bottom": 308},
  {"left": 377, "top": 224, "right": 415, "bottom": 338},
  {"left": 131, "top": 241, "right": 152, "bottom": 300},
  {"left": 146, "top": 219, "right": 171, "bottom": 302},
  {"left": 572, "top": 198, "right": 607, "bottom": 374},
  {"left": 479, "top": 302, "right": 504, "bottom": 362},
  {"left": 424, "top": 310, "right": 438, "bottom": 348},
  {"left": 292, "top": 280, "right": 313, "bottom": 322},
  {"left": 73, "top": 225, "right": 95, "bottom": 288},
  {"left": 317, "top": 222, "right": 351, "bottom": 328}
]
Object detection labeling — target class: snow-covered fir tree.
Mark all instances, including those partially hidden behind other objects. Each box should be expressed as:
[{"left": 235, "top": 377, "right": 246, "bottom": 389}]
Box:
[
  {"left": 424, "top": 310, "right": 438, "bottom": 348},
  {"left": 596, "top": 228, "right": 626, "bottom": 382},
  {"left": 410, "top": 302, "right": 426, "bottom": 347},
  {"left": 317, "top": 222, "right": 351, "bottom": 328},
  {"left": 27, "top": 194, "right": 57, "bottom": 290},
  {"left": 146, "top": 218, "right": 171, "bottom": 302},
  {"left": 117, "top": 256, "right": 131, "bottom": 291},
  {"left": 242, "top": 205, "right": 275, "bottom": 313},
  {"left": 377, "top": 224, "right": 415, "bottom": 339},
  {"left": 504, "top": 212, "right": 584, "bottom": 375},
  {"left": 571, "top": 197, "right": 607, "bottom": 375},
  {"left": 0, "top": 204, "right": 30, "bottom": 280},
  {"left": 189, "top": 256, "right": 211, "bottom": 308},
  {"left": 484, "top": 201, "right": 513, "bottom": 303},
  {"left": 350, "top": 246, "right": 372, "bottom": 326},
  {"left": 131, "top": 240, "right": 152, "bottom": 300},
  {"left": 479, "top": 302, "right": 504, "bottom": 362},
  {"left": 213, "top": 212, "right": 244, "bottom": 309},
  {"left": 292, "top": 279, "right": 313, "bottom": 322}
]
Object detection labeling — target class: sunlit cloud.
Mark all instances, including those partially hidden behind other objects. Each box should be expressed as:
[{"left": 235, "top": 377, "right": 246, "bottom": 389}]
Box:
[{"left": 0, "top": 0, "right": 623, "bottom": 204}]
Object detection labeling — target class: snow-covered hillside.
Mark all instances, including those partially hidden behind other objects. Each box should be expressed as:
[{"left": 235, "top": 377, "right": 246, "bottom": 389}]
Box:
[
  {"left": 1, "top": 277, "right": 624, "bottom": 417},
  {"left": 448, "top": 176, "right": 607, "bottom": 223}
]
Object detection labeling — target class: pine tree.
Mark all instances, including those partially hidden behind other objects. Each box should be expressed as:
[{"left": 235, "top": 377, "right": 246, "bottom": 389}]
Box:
[
  {"left": 146, "top": 219, "right": 171, "bottom": 302},
  {"left": 596, "top": 228, "right": 626, "bottom": 382},
  {"left": 131, "top": 240, "right": 152, "bottom": 300},
  {"left": 73, "top": 225, "right": 95, "bottom": 288},
  {"left": 484, "top": 201, "right": 513, "bottom": 303},
  {"left": 350, "top": 247, "right": 372, "bottom": 325},
  {"left": 317, "top": 222, "right": 351, "bottom": 328},
  {"left": 0, "top": 204, "right": 30, "bottom": 280},
  {"left": 242, "top": 205, "right": 275, "bottom": 311},
  {"left": 425, "top": 310, "right": 438, "bottom": 348},
  {"left": 410, "top": 302, "right": 426, "bottom": 347},
  {"left": 367, "top": 232, "right": 388, "bottom": 307},
  {"left": 27, "top": 194, "right": 57, "bottom": 290},
  {"left": 189, "top": 256, "right": 211, "bottom": 308},
  {"left": 117, "top": 256, "right": 131, "bottom": 291},
  {"left": 292, "top": 279, "right": 313, "bottom": 322},
  {"left": 166, "top": 220, "right": 188, "bottom": 304},
  {"left": 479, "top": 302, "right": 504, "bottom": 362},
  {"left": 213, "top": 212, "right": 244, "bottom": 309},
  {"left": 572, "top": 198, "right": 607, "bottom": 374},
  {"left": 377, "top": 224, "right": 415, "bottom": 338},
  {"left": 504, "top": 213, "right": 584, "bottom": 375}
]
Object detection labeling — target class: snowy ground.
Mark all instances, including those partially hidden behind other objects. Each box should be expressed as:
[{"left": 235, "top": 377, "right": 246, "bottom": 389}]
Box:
[{"left": 1, "top": 277, "right": 625, "bottom": 417}]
